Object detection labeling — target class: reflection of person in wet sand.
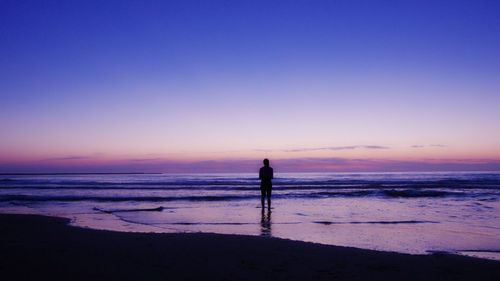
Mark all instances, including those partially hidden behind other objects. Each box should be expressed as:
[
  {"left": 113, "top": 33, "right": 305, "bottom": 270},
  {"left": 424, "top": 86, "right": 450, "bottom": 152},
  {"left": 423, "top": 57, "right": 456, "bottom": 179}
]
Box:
[
  {"left": 260, "top": 208, "right": 271, "bottom": 237},
  {"left": 259, "top": 158, "right": 273, "bottom": 210}
]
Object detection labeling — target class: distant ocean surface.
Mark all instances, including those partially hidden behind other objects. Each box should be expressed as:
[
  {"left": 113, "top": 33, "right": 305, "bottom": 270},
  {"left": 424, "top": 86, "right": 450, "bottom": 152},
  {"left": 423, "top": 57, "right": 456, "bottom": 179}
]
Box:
[{"left": 1, "top": 172, "right": 499, "bottom": 260}]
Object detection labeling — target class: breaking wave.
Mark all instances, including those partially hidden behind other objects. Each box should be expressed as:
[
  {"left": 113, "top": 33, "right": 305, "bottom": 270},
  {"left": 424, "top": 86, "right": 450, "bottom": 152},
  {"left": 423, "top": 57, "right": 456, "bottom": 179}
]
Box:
[{"left": 0, "top": 172, "right": 498, "bottom": 203}]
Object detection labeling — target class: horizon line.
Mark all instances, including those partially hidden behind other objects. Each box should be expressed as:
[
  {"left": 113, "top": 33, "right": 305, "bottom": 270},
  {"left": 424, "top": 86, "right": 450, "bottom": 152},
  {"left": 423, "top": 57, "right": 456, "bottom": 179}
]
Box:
[{"left": 2, "top": 170, "right": 500, "bottom": 176}]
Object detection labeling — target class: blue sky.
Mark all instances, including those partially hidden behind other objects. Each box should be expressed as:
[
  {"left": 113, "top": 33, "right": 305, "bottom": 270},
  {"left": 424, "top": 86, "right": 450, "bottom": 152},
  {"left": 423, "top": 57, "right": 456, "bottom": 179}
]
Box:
[{"left": 1, "top": 0, "right": 499, "bottom": 172}]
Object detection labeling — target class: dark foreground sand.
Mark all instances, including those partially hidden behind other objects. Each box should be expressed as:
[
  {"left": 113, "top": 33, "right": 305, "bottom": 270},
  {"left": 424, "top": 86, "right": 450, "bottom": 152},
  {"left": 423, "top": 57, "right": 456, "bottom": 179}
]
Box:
[{"left": 0, "top": 214, "right": 498, "bottom": 281}]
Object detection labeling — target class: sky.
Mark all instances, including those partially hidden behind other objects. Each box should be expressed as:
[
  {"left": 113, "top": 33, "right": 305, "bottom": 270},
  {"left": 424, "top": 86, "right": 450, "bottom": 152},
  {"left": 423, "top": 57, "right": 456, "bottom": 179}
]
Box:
[{"left": 1, "top": 0, "right": 500, "bottom": 173}]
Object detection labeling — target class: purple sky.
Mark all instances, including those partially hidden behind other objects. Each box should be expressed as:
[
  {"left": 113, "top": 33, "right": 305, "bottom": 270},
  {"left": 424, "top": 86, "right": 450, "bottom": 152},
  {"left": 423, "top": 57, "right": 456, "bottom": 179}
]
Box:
[{"left": 1, "top": 1, "right": 499, "bottom": 173}]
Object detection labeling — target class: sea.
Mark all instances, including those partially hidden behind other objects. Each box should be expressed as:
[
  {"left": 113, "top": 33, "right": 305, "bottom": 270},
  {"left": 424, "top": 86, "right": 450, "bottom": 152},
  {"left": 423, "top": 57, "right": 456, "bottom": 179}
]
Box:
[{"left": 1, "top": 172, "right": 499, "bottom": 260}]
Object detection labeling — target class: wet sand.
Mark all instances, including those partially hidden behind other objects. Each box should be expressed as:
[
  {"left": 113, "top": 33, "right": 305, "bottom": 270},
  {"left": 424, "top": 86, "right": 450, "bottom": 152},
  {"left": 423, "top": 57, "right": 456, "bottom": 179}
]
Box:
[{"left": 0, "top": 214, "right": 498, "bottom": 281}]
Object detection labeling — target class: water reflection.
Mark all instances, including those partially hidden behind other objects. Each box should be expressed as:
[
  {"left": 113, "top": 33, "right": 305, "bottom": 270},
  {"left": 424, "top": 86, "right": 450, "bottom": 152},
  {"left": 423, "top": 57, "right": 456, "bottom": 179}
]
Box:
[{"left": 260, "top": 208, "right": 272, "bottom": 237}]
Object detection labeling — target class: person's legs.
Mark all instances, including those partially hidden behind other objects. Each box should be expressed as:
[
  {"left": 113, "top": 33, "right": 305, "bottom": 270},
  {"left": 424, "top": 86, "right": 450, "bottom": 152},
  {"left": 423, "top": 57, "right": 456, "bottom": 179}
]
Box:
[
  {"left": 266, "top": 188, "right": 272, "bottom": 209},
  {"left": 260, "top": 188, "right": 266, "bottom": 208}
]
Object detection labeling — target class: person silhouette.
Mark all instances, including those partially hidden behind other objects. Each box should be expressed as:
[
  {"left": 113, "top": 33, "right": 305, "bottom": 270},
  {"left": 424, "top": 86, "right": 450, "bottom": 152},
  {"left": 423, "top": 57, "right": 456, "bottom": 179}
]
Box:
[{"left": 259, "top": 158, "right": 273, "bottom": 209}]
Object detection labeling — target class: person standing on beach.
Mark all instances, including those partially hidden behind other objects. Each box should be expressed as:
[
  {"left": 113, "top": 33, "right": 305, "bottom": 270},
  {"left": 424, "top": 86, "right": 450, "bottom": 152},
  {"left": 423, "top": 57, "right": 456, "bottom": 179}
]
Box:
[{"left": 259, "top": 158, "right": 274, "bottom": 209}]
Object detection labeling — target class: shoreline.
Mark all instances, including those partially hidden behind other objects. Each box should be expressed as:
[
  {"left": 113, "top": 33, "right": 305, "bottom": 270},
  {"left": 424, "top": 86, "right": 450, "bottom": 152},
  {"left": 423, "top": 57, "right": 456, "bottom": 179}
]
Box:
[{"left": 1, "top": 214, "right": 499, "bottom": 281}]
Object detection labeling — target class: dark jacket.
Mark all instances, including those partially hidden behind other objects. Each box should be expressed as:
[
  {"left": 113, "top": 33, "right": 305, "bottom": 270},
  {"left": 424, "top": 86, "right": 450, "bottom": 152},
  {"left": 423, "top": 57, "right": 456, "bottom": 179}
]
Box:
[{"left": 259, "top": 166, "right": 273, "bottom": 188}]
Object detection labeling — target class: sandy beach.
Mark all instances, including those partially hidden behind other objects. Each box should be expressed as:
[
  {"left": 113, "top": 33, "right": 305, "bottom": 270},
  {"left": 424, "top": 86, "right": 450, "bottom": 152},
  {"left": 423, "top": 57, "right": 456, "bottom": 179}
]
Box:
[{"left": 1, "top": 214, "right": 498, "bottom": 281}]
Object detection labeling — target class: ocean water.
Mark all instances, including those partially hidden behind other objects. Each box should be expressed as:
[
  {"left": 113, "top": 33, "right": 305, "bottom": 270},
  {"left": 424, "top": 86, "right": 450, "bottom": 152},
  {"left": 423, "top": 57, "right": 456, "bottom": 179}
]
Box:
[{"left": 1, "top": 172, "right": 499, "bottom": 260}]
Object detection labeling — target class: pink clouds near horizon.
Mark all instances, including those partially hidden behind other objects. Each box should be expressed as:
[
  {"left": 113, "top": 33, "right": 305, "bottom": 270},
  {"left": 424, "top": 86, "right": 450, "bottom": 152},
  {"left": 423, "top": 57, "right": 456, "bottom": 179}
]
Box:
[
  {"left": 1, "top": 155, "right": 499, "bottom": 174},
  {"left": 1, "top": 143, "right": 500, "bottom": 173}
]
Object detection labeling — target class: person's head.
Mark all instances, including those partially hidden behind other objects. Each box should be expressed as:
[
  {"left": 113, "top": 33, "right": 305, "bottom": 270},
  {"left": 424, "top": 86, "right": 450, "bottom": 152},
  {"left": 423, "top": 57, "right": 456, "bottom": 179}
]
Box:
[{"left": 263, "top": 158, "right": 270, "bottom": 167}]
